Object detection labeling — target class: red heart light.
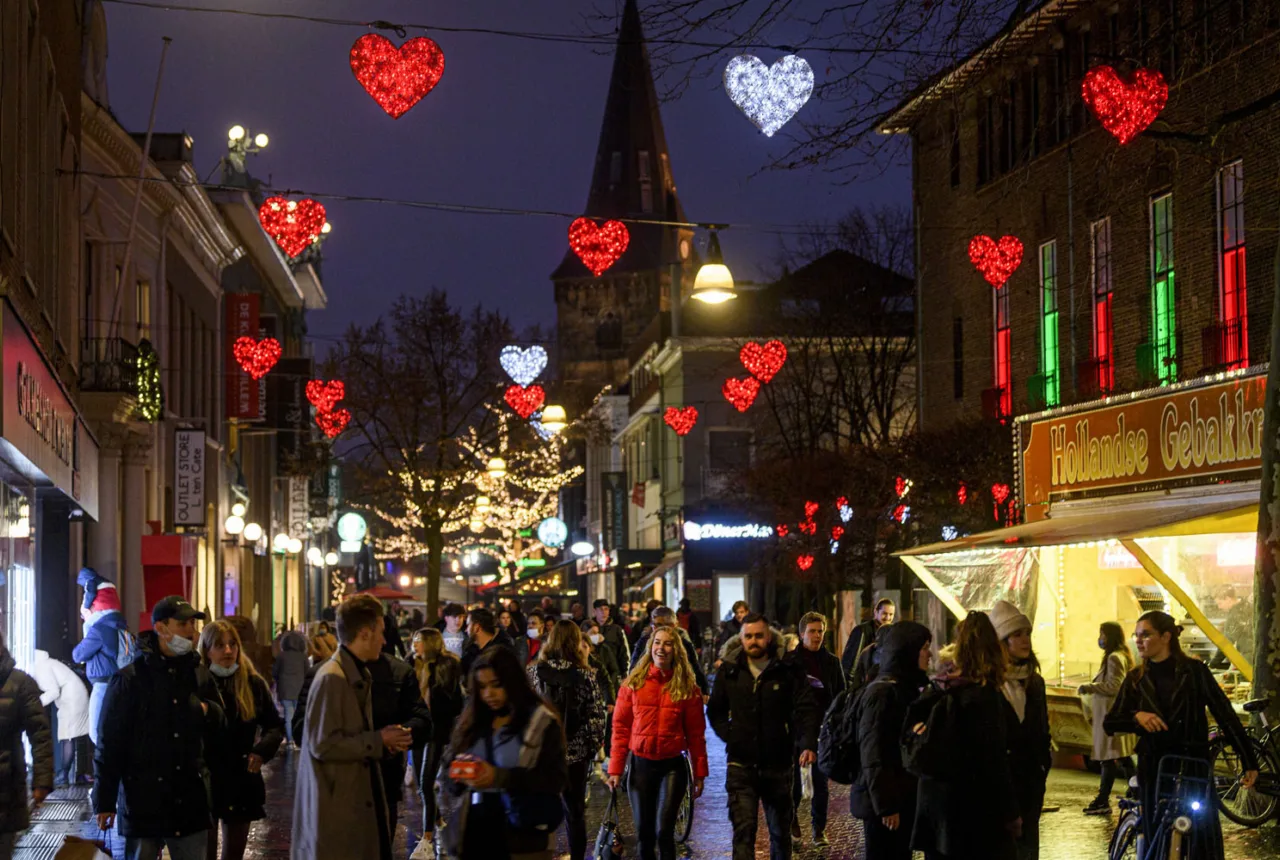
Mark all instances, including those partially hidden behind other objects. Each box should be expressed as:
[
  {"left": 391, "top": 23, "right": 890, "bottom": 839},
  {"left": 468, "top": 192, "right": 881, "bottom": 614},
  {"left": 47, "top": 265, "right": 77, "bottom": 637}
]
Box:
[
  {"left": 740, "top": 340, "right": 788, "bottom": 383},
  {"left": 797, "top": 554, "right": 815, "bottom": 571},
  {"left": 316, "top": 408, "right": 351, "bottom": 439},
  {"left": 798, "top": 520, "right": 817, "bottom": 536},
  {"left": 776, "top": 524, "right": 789, "bottom": 537},
  {"left": 831, "top": 525, "right": 845, "bottom": 541},
  {"left": 306, "top": 379, "right": 346, "bottom": 414},
  {"left": 569, "top": 218, "right": 630, "bottom": 277},
  {"left": 258, "top": 197, "right": 327, "bottom": 259},
  {"left": 233, "top": 337, "right": 282, "bottom": 381},
  {"left": 722, "top": 376, "right": 761, "bottom": 412},
  {"left": 804, "top": 501, "right": 820, "bottom": 518},
  {"left": 1082, "top": 66, "right": 1168, "bottom": 145},
  {"left": 967, "top": 235, "right": 1024, "bottom": 289},
  {"left": 504, "top": 384, "right": 546, "bottom": 419},
  {"left": 349, "top": 34, "right": 446, "bottom": 119},
  {"left": 991, "top": 483, "right": 1011, "bottom": 505},
  {"left": 663, "top": 406, "right": 698, "bottom": 436}
]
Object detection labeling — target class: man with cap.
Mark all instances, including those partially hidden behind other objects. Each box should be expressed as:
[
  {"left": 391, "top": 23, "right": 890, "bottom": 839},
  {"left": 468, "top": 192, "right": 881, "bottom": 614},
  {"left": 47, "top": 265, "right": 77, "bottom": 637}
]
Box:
[
  {"left": 591, "top": 599, "right": 629, "bottom": 676},
  {"left": 94, "top": 596, "right": 223, "bottom": 860}
]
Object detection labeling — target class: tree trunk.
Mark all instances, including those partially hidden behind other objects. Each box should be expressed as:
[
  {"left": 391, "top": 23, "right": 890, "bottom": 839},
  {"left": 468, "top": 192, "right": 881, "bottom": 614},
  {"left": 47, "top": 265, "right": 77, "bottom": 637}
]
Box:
[
  {"left": 427, "top": 525, "right": 444, "bottom": 621},
  {"left": 1252, "top": 236, "right": 1280, "bottom": 714}
]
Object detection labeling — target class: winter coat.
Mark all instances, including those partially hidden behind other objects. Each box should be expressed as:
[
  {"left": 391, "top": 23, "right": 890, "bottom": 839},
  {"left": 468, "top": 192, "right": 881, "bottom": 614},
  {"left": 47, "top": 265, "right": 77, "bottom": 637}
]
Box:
[
  {"left": 1001, "top": 666, "right": 1052, "bottom": 823},
  {"left": 851, "top": 624, "right": 893, "bottom": 691},
  {"left": 368, "top": 653, "right": 433, "bottom": 805},
  {"left": 272, "top": 632, "right": 308, "bottom": 701},
  {"left": 460, "top": 630, "right": 517, "bottom": 680},
  {"left": 77, "top": 567, "right": 118, "bottom": 611},
  {"left": 527, "top": 658, "right": 606, "bottom": 763},
  {"left": 598, "top": 620, "right": 630, "bottom": 677},
  {"left": 1079, "top": 651, "right": 1135, "bottom": 762},
  {"left": 910, "top": 680, "right": 1019, "bottom": 860},
  {"left": 781, "top": 642, "right": 846, "bottom": 717},
  {"left": 93, "top": 631, "right": 224, "bottom": 838},
  {"left": 290, "top": 647, "right": 391, "bottom": 860},
  {"left": 608, "top": 664, "right": 709, "bottom": 778},
  {"left": 588, "top": 650, "right": 619, "bottom": 706},
  {"left": 72, "top": 609, "right": 127, "bottom": 683},
  {"left": 630, "top": 627, "right": 708, "bottom": 694},
  {"left": 840, "top": 619, "right": 879, "bottom": 676},
  {"left": 714, "top": 617, "right": 742, "bottom": 653},
  {"left": 707, "top": 630, "right": 820, "bottom": 771},
  {"left": 0, "top": 653, "right": 52, "bottom": 833},
  {"left": 849, "top": 622, "right": 931, "bottom": 822},
  {"left": 198, "top": 668, "right": 284, "bottom": 821},
  {"left": 31, "top": 650, "right": 90, "bottom": 741}
]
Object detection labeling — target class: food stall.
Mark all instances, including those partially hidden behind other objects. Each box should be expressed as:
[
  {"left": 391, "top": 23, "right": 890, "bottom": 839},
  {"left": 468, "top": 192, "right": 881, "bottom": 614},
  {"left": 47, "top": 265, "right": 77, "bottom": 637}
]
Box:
[{"left": 897, "top": 369, "right": 1263, "bottom": 755}]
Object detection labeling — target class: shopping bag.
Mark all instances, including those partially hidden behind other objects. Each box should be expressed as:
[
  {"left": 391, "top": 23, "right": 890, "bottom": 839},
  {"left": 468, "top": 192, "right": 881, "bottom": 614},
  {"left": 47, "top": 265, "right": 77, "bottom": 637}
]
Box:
[
  {"left": 53, "top": 835, "right": 111, "bottom": 860},
  {"left": 592, "top": 788, "right": 624, "bottom": 860},
  {"left": 800, "top": 763, "right": 814, "bottom": 801}
]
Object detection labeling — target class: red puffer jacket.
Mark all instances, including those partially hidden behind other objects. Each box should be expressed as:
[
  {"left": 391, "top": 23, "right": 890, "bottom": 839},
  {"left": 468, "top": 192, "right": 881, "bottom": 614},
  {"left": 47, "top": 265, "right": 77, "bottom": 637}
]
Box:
[{"left": 609, "top": 665, "right": 709, "bottom": 779}]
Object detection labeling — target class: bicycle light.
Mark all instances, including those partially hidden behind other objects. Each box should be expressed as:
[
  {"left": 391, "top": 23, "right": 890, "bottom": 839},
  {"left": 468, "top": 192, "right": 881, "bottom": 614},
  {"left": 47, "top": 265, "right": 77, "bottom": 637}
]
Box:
[{"left": 1174, "top": 815, "right": 1192, "bottom": 833}]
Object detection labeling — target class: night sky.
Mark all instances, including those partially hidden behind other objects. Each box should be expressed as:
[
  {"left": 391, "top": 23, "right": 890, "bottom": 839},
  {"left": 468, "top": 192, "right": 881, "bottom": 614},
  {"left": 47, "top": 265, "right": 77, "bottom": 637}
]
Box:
[{"left": 103, "top": 0, "right": 909, "bottom": 341}]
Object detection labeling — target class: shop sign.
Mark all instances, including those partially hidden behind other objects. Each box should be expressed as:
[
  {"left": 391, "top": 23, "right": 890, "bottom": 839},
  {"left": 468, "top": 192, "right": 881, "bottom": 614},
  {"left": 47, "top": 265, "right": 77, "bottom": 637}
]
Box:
[
  {"left": 173, "top": 429, "right": 206, "bottom": 527},
  {"left": 287, "top": 476, "right": 309, "bottom": 538},
  {"left": 225, "top": 294, "right": 260, "bottom": 420},
  {"left": 682, "top": 521, "right": 773, "bottom": 541},
  {"left": 1021, "top": 374, "right": 1265, "bottom": 511},
  {"left": 269, "top": 357, "right": 312, "bottom": 464},
  {"left": 601, "top": 471, "right": 627, "bottom": 551}
]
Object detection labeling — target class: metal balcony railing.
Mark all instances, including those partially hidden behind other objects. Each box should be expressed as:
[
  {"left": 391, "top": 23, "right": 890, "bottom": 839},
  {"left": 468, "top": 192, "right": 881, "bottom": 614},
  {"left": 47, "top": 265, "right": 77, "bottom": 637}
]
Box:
[{"left": 80, "top": 337, "right": 139, "bottom": 394}]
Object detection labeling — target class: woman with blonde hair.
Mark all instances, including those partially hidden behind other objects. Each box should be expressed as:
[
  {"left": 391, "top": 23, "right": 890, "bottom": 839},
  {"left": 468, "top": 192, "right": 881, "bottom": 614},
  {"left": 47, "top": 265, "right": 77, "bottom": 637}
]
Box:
[
  {"left": 198, "top": 620, "right": 284, "bottom": 860},
  {"left": 410, "top": 627, "right": 464, "bottom": 859},
  {"left": 607, "top": 626, "right": 708, "bottom": 860}
]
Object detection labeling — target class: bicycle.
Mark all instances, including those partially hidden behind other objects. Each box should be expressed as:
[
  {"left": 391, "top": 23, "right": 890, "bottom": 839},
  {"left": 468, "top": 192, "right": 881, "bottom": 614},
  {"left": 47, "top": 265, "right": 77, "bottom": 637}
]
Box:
[
  {"left": 1210, "top": 697, "right": 1280, "bottom": 827},
  {"left": 1108, "top": 755, "right": 1216, "bottom": 860}
]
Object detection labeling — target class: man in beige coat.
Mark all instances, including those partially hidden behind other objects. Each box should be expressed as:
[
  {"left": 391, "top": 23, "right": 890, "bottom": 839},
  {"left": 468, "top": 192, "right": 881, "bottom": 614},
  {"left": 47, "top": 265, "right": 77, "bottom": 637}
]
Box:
[{"left": 291, "top": 595, "right": 413, "bottom": 860}]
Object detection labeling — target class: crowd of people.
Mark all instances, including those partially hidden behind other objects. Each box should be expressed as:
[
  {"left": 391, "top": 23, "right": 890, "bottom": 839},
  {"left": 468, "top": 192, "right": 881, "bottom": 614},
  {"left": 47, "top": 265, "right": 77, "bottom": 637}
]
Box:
[{"left": 0, "top": 571, "right": 1259, "bottom": 860}]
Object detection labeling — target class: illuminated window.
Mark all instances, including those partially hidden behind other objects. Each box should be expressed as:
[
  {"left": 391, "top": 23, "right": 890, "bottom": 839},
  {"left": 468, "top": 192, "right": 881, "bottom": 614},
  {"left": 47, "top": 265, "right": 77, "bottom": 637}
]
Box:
[
  {"left": 1150, "top": 193, "right": 1177, "bottom": 384},
  {"left": 994, "top": 282, "right": 1011, "bottom": 416},
  {"left": 1218, "top": 161, "right": 1246, "bottom": 368},
  {"left": 1091, "top": 218, "right": 1114, "bottom": 392},
  {"left": 1039, "top": 241, "right": 1060, "bottom": 406}
]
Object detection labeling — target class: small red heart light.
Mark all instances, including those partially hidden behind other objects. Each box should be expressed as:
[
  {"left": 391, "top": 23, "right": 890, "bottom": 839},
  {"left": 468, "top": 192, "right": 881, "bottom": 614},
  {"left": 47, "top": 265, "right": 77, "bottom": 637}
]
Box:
[
  {"left": 968, "top": 235, "right": 1024, "bottom": 289},
  {"left": 504, "top": 384, "right": 546, "bottom": 419},
  {"left": 1082, "top": 66, "right": 1168, "bottom": 145},
  {"left": 991, "top": 483, "right": 1011, "bottom": 505},
  {"left": 233, "top": 337, "right": 282, "bottom": 381},
  {"left": 831, "top": 525, "right": 845, "bottom": 541},
  {"left": 797, "top": 554, "right": 814, "bottom": 571},
  {"left": 740, "top": 340, "right": 788, "bottom": 383},
  {"left": 316, "top": 408, "right": 351, "bottom": 439},
  {"left": 350, "top": 34, "right": 446, "bottom": 119},
  {"left": 663, "top": 406, "right": 698, "bottom": 436},
  {"left": 804, "top": 500, "right": 820, "bottom": 519},
  {"left": 798, "top": 520, "right": 817, "bottom": 536},
  {"left": 569, "top": 218, "right": 630, "bottom": 276},
  {"left": 776, "top": 524, "right": 789, "bottom": 537},
  {"left": 258, "top": 197, "right": 327, "bottom": 259},
  {"left": 306, "top": 379, "right": 346, "bottom": 414},
  {"left": 722, "top": 376, "right": 761, "bottom": 412}
]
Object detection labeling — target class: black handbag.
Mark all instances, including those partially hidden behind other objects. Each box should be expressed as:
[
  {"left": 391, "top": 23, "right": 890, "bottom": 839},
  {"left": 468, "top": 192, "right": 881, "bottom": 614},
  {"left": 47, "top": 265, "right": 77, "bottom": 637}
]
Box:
[{"left": 592, "top": 787, "right": 624, "bottom": 860}]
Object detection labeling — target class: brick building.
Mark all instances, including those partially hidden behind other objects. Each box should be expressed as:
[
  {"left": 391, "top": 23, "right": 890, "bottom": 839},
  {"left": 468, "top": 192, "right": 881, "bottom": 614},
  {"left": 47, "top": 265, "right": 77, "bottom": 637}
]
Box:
[{"left": 881, "top": 0, "right": 1280, "bottom": 430}]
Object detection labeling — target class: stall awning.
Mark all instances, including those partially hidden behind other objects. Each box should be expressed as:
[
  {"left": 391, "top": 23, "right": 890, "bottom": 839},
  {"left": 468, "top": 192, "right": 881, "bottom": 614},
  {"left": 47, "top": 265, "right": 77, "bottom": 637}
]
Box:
[
  {"left": 896, "top": 497, "right": 1255, "bottom": 558},
  {"left": 631, "top": 555, "right": 681, "bottom": 592}
]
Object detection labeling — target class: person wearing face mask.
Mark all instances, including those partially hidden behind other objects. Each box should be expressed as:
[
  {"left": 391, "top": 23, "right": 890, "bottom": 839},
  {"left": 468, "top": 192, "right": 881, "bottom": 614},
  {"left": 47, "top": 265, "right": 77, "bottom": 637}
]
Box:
[
  {"left": 197, "top": 621, "right": 284, "bottom": 860},
  {"left": 1078, "top": 621, "right": 1136, "bottom": 815},
  {"left": 94, "top": 596, "right": 224, "bottom": 860},
  {"left": 524, "top": 610, "right": 545, "bottom": 665}
]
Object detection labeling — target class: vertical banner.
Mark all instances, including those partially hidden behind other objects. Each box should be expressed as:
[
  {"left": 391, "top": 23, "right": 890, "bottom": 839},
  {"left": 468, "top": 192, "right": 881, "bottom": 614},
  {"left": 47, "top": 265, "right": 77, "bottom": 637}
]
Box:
[
  {"left": 268, "top": 357, "right": 312, "bottom": 466},
  {"left": 601, "top": 471, "right": 627, "bottom": 552},
  {"left": 287, "top": 476, "right": 310, "bottom": 539},
  {"left": 225, "top": 294, "right": 260, "bottom": 420},
  {"left": 174, "top": 429, "right": 206, "bottom": 527}
]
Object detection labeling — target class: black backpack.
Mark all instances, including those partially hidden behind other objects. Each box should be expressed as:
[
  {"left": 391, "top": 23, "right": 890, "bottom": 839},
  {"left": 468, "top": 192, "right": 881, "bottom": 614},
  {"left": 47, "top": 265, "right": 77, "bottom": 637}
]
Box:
[
  {"left": 537, "top": 666, "right": 585, "bottom": 741},
  {"left": 900, "top": 684, "right": 962, "bottom": 780},
  {"left": 817, "top": 679, "right": 884, "bottom": 785}
]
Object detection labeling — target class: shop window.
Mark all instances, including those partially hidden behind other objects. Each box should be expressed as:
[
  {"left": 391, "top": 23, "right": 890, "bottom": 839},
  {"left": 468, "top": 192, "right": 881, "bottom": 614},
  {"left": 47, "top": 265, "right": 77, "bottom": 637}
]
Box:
[
  {"left": 708, "top": 429, "right": 752, "bottom": 471},
  {"left": 1150, "top": 193, "right": 1177, "bottom": 384},
  {"left": 1091, "top": 218, "right": 1115, "bottom": 392},
  {"left": 1038, "top": 242, "right": 1060, "bottom": 407},
  {"left": 994, "top": 282, "right": 1011, "bottom": 416},
  {"left": 1217, "top": 161, "right": 1247, "bottom": 368},
  {"left": 135, "top": 279, "right": 151, "bottom": 341}
]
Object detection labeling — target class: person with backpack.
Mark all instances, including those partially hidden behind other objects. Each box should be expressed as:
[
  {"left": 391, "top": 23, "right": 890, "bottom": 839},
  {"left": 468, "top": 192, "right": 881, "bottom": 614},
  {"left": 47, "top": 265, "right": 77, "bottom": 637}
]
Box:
[
  {"left": 840, "top": 598, "right": 895, "bottom": 677},
  {"left": 411, "top": 628, "right": 465, "bottom": 860},
  {"left": 1079, "top": 621, "right": 1137, "bottom": 815},
  {"left": 850, "top": 621, "right": 932, "bottom": 860},
  {"left": 526, "top": 620, "right": 606, "bottom": 860},
  {"left": 606, "top": 625, "right": 708, "bottom": 860},
  {"left": 781, "top": 612, "right": 845, "bottom": 846},
  {"left": 438, "top": 647, "right": 568, "bottom": 860},
  {"left": 907, "top": 611, "right": 1020, "bottom": 860},
  {"left": 72, "top": 567, "right": 134, "bottom": 745}
]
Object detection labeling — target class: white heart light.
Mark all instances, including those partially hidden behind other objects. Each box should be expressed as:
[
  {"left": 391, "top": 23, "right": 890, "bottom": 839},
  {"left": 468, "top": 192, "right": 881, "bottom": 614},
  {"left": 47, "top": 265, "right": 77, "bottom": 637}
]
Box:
[
  {"left": 528, "top": 411, "right": 556, "bottom": 442},
  {"left": 500, "top": 345, "right": 548, "bottom": 386},
  {"left": 723, "top": 54, "right": 814, "bottom": 137}
]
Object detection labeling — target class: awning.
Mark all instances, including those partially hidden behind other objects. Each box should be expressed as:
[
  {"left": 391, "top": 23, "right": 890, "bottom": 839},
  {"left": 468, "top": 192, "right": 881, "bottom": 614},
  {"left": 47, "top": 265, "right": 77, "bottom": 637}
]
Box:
[{"left": 630, "top": 555, "right": 681, "bottom": 592}]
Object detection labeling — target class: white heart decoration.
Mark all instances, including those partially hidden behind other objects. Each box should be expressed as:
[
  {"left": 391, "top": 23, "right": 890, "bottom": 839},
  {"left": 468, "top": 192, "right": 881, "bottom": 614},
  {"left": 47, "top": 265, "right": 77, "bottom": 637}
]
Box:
[
  {"left": 500, "top": 345, "right": 548, "bottom": 386},
  {"left": 723, "top": 54, "right": 814, "bottom": 137},
  {"left": 528, "top": 411, "right": 556, "bottom": 442}
]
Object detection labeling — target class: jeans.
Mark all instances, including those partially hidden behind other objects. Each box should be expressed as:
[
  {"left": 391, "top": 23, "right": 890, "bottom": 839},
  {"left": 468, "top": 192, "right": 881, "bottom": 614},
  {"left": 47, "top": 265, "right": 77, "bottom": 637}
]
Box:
[
  {"left": 790, "top": 760, "right": 829, "bottom": 835},
  {"left": 1097, "top": 756, "right": 1136, "bottom": 799},
  {"left": 281, "top": 700, "right": 297, "bottom": 745},
  {"left": 125, "top": 831, "right": 208, "bottom": 860},
  {"left": 726, "top": 763, "right": 792, "bottom": 860},
  {"left": 89, "top": 681, "right": 109, "bottom": 746},
  {"left": 863, "top": 814, "right": 912, "bottom": 860},
  {"left": 563, "top": 759, "right": 590, "bottom": 860},
  {"left": 55, "top": 739, "right": 75, "bottom": 786},
  {"left": 627, "top": 755, "right": 688, "bottom": 860}
]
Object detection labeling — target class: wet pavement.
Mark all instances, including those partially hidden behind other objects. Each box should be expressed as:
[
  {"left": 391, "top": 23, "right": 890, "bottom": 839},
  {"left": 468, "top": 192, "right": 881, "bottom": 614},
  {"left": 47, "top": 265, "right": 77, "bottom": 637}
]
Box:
[{"left": 17, "top": 734, "right": 1280, "bottom": 859}]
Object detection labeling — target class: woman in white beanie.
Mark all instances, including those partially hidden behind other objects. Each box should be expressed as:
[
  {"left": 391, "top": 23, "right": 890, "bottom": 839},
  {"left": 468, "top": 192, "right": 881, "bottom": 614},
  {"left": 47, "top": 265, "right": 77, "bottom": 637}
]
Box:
[{"left": 989, "top": 600, "right": 1051, "bottom": 860}]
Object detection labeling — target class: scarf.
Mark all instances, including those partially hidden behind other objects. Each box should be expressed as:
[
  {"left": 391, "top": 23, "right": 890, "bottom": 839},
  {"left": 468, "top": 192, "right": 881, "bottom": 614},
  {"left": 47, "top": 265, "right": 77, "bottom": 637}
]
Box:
[{"left": 1001, "top": 662, "right": 1031, "bottom": 722}]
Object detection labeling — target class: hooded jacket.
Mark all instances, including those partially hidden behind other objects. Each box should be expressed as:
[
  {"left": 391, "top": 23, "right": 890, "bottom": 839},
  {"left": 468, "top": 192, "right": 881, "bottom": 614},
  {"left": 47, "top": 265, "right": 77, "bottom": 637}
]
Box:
[
  {"left": 527, "top": 658, "right": 607, "bottom": 763},
  {"left": 0, "top": 651, "right": 52, "bottom": 833},
  {"left": 273, "top": 631, "right": 309, "bottom": 701},
  {"left": 630, "top": 625, "right": 708, "bottom": 694},
  {"left": 72, "top": 608, "right": 128, "bottom": 684},
  {"left": 849, "top": 622, "right": 930, "bottom": 821},
  {"left": 707, "top": 627, "right": 820, "bottom": 770},
  {"left": 31, "top": 650, "right": 90, "bottom": 741}
]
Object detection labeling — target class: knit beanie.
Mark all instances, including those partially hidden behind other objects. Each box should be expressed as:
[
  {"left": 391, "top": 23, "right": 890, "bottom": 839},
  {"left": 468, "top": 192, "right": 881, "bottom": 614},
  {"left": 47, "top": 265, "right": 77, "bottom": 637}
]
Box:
[
  {"left": 989, "top": 599, "right": 1032, "bottom": 642},
  {"left": 89, "top": 582, "right": 121, "bottom": 613}
]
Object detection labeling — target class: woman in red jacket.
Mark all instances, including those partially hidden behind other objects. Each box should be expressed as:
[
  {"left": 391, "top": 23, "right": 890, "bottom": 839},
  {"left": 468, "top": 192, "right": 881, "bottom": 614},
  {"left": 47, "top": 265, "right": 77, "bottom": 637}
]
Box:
[{"left": 606, "top": 626, "right": 708, "bottom": 860}]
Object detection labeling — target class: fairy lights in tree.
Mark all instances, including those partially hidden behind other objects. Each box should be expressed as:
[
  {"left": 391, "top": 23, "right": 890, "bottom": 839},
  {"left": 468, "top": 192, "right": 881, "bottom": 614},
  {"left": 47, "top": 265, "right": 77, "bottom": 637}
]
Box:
[
  {"left": 349, "top": 34, "right": 446, "bottom": 119},
  {"left": 1081, "top": 66, "right": 1168, "bottom": 145},
  {"left": 134, "top": 339, "right": 163, "bottom": 422},
  {"left": 568, "top": 218, "right": 630, "bottom": 276},
  {"left": 723, "top": 54, "right": 814, "bottom": 137}
]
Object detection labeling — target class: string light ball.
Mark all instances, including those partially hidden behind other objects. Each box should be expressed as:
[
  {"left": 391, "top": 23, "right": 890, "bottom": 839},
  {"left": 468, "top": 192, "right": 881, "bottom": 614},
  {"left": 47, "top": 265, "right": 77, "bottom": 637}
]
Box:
[
  {"left": 258, "top": 197, "right": 327, "bottom": 259},
  {"left": 349, "top": 34, "right": 446, "bottom": 119},
  {"left": 663, "top": 406, "right": 698, "bottom": 436},
  {"left": 740, "top": 340, "right": 788, "bottom": 383},
  {"left": 1082, "top": 66, "right": 1168, "bottom": 145},
  {"left": 233, "top": 336, "right": 282, "bottom": 381},
  {"left": 306, "top": 379, "right": 346, "bottom": 415},
  {"left": 500, "top": 345, "right": 548, "bottom": 386},
  {"left": 722, "top": 376, "right": 761, "bottom": 412},
  {"left": 504, "top": 384, "right": 546, "bottom": 419},
  {"left": 968, "top": 235, "right": 1024, "bottom": 288},
  {"left": 723, "top": 54, "right": 814, "bottom": 137},
  {"left": 569, "top": 218, "right": 630, "bottom": 276},
  {"left": 316, "top": 408, "right": 351, "bottom": 439},
  {"left": 537, "top": 517, "right": 568, "bottom": 548}
]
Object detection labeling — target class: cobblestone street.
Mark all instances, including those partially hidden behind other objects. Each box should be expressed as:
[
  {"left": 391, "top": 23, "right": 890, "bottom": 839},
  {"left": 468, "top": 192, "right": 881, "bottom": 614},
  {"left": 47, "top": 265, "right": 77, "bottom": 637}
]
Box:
[{"left": 15, "top": 733, "right": 1280, "bottom": 859}]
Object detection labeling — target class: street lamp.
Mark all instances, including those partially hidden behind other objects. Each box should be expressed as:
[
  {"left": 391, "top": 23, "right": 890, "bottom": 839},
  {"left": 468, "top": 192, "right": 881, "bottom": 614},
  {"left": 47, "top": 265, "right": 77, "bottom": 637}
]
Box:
[
  {"left": 474, "top": 496, "right": 491, "bottom": 515},
  {"left": 324, "top": 551, "right": 339, "bottom": 566},
  {"left": 287, "top": 537, "right": 303, "bottom": 555},
  {"left": 692, "top": 230, "right": 737, "bottom": 304},
  {"left": 231, "top": 502, "right": 247, "bottom": 518},
  {"left": 540, "top": 405, "right": 567, "bottom": 435},
  {"left": 224, "top": 515, "right": 245, "bottom": 536},
  {"left": 273, "top": 533, "right": 290, "bottom": 553},
  {"left": 307, "top": 547, "right": 324, "bottom": 566},
  {"left": 225, "top": 124, "right": 269, "bottom": 178},
  {"left": 487, "top": 457, "right": 507, "bottom": 479},
  {"left": 242, "top": 522, "right": 263, "bottom": 543}
]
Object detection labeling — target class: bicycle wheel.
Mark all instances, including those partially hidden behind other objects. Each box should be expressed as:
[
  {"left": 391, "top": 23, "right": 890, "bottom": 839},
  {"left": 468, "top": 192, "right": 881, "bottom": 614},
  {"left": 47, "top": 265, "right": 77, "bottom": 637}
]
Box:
[
  {"left": 1108, "top": 807, "right": 1140, "bottom": 860},
  {"left": 1210, "top": 735, "right": 1279, "bottom": 827},
  {"left": 674, "top": 755, "right": 695, "bottom": 843}
]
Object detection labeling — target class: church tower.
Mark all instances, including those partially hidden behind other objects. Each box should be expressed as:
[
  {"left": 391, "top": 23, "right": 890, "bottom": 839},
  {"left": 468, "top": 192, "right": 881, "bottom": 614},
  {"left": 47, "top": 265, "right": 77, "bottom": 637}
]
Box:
[{"left": 552, "top": 0, "right": 693, "bottom": 411}]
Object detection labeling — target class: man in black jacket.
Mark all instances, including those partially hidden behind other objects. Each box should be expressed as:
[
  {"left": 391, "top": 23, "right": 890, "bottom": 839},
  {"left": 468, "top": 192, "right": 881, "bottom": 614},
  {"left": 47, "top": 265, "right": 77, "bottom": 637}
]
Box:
[
  {"left": 782, "top": 612, "right": 845, "bottom": 846},
  {"left": 368, "top": 652, "right": 432, "bottom": 834},
  {"left": 94, "top": 596, "right": 221, "bottom": 860},
  {"left": 708, "top": 615, "right": 820, "bottom": 860},
  {"left": 458, "top": 607, "right": 515, "bottom": 679},
  {"left": 592, "top": 599, "right": 629, "bottom": 673},
  {"left": 840, "top": 598, "right": 895, "bottom": 676},
  {"left": 628, "top": 606, "right": 708, "bottom": 694}
]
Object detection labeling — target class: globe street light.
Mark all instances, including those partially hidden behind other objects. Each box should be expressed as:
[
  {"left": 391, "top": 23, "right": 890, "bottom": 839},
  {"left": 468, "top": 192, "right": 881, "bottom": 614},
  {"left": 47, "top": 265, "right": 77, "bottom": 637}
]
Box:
[
  {"left": 273, "top": 533, "right": 290, "bottom": 552},
  {"left": 287, "top": 537, "right": 303, "bottom": 555},
  {"left": 692, "top": 230, "right": 737, "bottom": 304},
  {"left": 224, "top": 515, "right": 245, "bottom": 536},
  {"left": 307, "top": 547, "right": 324, "bottom": 566},
  {"left": 487, "top": 457, "right": 507, "bottom": 479},
  {"left": 242, "top": 522, "right": 263, "bottom": 543},
  {"left": 540, "top": 405, "right": 568, "bottom": 435},
  {"left": 324, "top": 551, "right": 339, "bottom": 566}
]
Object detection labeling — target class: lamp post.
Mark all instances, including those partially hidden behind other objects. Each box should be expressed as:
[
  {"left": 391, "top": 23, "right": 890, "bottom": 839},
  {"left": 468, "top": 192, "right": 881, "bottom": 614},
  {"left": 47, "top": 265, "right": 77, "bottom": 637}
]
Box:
[{"left": 225, "top": 125, "right": 269, "bottom": 179}]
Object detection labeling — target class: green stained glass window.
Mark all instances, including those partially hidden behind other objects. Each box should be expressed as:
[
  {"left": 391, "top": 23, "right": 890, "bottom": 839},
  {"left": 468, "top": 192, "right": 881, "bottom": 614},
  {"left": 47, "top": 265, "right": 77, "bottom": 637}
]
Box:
[
  {"left": 1151, "top": 194, "right": 1176, "bottom": 384},
  {"left": 1039, "top": 241, "right": 1059, "bottom": 406}
]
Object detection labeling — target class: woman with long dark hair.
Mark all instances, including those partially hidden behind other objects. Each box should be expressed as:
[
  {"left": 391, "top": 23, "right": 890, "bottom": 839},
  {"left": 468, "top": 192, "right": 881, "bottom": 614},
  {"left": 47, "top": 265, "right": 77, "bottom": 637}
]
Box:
[
  {"left": 911, "top": 611, "right": 1020, "bottom": 860},
  {"left": 1079, "top": 621, "right": 1136, "bottom": 815},
  {"left": 1105, "top": 610, "right": 1257, "bottom": 858},
  {"left": 439, "top": 647, "right": 567, "bottom": 860},
  {"left": 197, "top": 620, "right": 284, "bottom": 860},
  {"left": 410, "top": 627, "right": 464, "bottom": 860}
]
